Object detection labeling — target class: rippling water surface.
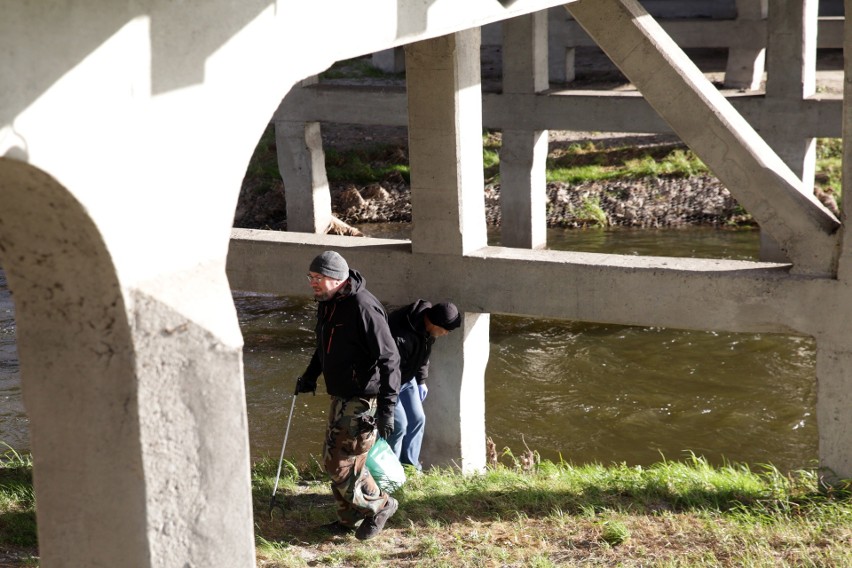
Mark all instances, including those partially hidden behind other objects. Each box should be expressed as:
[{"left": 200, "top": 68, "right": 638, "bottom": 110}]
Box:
[
  {"left": 0, "top": 270, "right": 26, "bottom": 451},
  {"left": 0, "top": 227, "right": 819, "bottom": 472}
]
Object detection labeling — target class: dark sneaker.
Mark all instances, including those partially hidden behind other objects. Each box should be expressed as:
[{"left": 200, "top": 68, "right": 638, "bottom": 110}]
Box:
[
  {"left": 355, "top": 496, "right": 398, "bottom": 541},
  {"left": 319, "top": 520, "right": 356, "bottom": 534}
]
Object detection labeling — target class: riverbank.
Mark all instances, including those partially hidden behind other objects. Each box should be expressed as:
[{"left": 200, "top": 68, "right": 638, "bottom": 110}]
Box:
[
  {"left": 234, "top": 47, "right": 843, "bottom": 234},
  {"left": 235, "top": 124, "right": 841, "bottom": 234},
  {"left": 2, "top": 449, "right": 850, "bottom": 567},
  {"left": 235, "top": 130, "right": 752, "bottom": 233}
]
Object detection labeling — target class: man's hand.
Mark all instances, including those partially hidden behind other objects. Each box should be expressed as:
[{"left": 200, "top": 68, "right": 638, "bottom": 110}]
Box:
[
  {"left": 418, "top": 383, "right": 428, "bottom": 402},
  {"left": 294, "top": 376, "right": 316, "bottom": 396},
  {"left": 376, "top": 412, "right": 394, "bottom": 440}
]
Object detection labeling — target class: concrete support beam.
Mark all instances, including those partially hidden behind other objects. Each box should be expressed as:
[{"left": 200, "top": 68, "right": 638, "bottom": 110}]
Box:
[
  {"left": 405, "top": 30, "right": 488, "bottom": 256},
  {"left": 838, "top": 0, "right": 852, "bottom": 283},
  {"left": 0, "top": 160, "right": 255, "bottom": 567},
  {"left": 499, "top": 131, "right": 549, "bottom": 248},
  {"left": 500, "top": 12, "right": 549, "bottom": 249},
  {"left": 421, "top": 312, "right": 490, "bottom": 473},
  {"left": 764, "top": 0, "right": 818, "bottom": 181},
  {"left": 549, "top": 14, "right": 843, "bottom": 49},
  {"left": 725, "top": 0, "right": 767, "bottom": 90},
  {"left": 372, "top": 47, "right": 405, "bottom": 73},
  {"left": 758, "top": 0, "right": 819, "bottom": 262},
  {"left": 814, "top": 342, "right": 852, "bottom": 485},
  {"left": 567, "top": 0, "right": 839, "bottom": 276},
  {"left": 547, "top": 9, "right": 575, "bottom": 83},
  {"left": 276, "top": 84, "right": 843, "bottom": 139},
  {"left": 228, "top": 230, "right": 808, "bottom": 336},
  {"left": 274, "top": 121, "right": 333, "bottom": 234},
  {"left": 403, "top": 30, "right": 490, "bottom": 469}
]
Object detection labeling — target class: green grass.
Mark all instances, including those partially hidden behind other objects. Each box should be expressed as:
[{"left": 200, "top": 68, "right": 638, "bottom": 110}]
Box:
[
  {"left": 545, "top": 142, "right": 710, "bottom": 183},
  {"left": 0, "top": 444, "right": 38, "bottom": 557},
  {"left": 1, "top": 446, "right": 850, "bottom": 567},
  {"left": 243, "top": 123, "right": 844, "bottom": 220},
  {"left": 251, "top": 452, "right": 851, "bottom": 567}
]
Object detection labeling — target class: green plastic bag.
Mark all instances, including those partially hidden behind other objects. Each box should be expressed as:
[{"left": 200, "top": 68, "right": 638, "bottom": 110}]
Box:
[{"left": 366, "top": 438, "right": 406, "bottom": 492}]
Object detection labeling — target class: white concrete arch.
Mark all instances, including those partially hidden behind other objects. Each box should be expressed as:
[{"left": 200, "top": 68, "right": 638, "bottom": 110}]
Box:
[
  {"left": 0, "top": 156, "right": 256, "bottom": 565},
  {"left": 0, "top": 159, "right": 149, "bottom": 565}
]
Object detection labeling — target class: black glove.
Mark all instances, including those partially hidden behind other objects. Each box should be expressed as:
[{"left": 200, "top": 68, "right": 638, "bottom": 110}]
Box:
[
  {"left": 376, "top": 409, "right": 394, "bottom": 440},
  {"left": 294, "top": 376, "right": 316, "bottom": 396}
]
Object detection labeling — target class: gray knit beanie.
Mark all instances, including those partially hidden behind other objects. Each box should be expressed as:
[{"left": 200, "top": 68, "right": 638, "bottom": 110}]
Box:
[
  {"left": 309, "top": 251, "right": 349, "bottom": 280},
  {"left": 427, "top": 302, "right": 462, "bottom": 330}
]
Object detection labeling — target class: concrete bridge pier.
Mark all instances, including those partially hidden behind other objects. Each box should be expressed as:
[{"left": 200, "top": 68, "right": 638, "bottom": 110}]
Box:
[
  {"left": 274, "top": 77, "right": 334, "bottom": 234},
  {"left": 404, "top": 30, "right": 490, "bottom": 472},
  {"left": 814, "top": 339, "right": 852, "bottom": 485},
  {"left": 500, "top": 12, "right": 550, "bottom": 250},
  {"left": 372, "top": 47, "right": 406, "bottom": 74},
  {"left": 759, "top": 0, "right": 820, "bottom": 262},
  {"left": 724, "top": 0, "right": 768, "bottom": 90}
]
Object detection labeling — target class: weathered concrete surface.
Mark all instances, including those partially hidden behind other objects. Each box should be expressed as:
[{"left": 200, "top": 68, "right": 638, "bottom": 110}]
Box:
[
  {"left": 227, "top": 230, "right": 813, "bottom": 335},
  {"left": 0, "top": 0, "right": 578, "bottom": 565},
  {"left": 406, "top": 30, "right": 488, "bottom": 256},
  {"left": 567, "top": 0, "right": 839, "bottom": 275},
  {"left": 500, "top": 13, "right": 549, "bottom": 249}
]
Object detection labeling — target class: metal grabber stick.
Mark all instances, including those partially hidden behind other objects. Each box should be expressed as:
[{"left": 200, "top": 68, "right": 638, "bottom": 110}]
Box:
[{"left": 269, "top": 392, "right": 298, "bottom": 515}]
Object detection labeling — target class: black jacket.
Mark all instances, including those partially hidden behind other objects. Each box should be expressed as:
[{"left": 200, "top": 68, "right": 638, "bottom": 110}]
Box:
[
  {"left": 388, "top": 299, "right": 435, "bottom": 386},
  {"left": 302, "top": 270, "right": 400, "bottom": 417}
]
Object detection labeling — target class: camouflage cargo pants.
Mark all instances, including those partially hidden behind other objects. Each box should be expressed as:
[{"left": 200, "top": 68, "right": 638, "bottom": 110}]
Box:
[{"left": 323, "top": 396, "right": 390, "bottom": 527}]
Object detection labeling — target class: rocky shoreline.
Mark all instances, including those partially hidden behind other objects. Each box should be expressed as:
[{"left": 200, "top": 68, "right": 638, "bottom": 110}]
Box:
[
  {"left": 234, "top": 172, "right": 750, "bottom": 233},
  {"left": 328, "top": 174, "right": 748, "bottom": 230}
]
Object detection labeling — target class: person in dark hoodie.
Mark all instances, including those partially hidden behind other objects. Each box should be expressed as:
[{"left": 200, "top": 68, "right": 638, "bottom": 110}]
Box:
[
  {"left": 386, "top": 300, "right": 462, "bottom": 471},
  {"left": 294, "top": 250, "right": 401, "bottom": 540}
]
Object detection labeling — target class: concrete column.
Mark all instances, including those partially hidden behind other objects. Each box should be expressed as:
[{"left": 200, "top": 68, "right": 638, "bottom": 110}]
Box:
[
  {"left": 725, "top": 0, "right": 767, "bottom": 90},
  {"left": 372, "top": 47, "right": 405, "bottom": 73},
  {"left": 548, "top": 8, "right": 575, "bottom": 83},
  {"left": 837, "top": 0, "right": 852, "bottom": 282},
  {"left": 421, "top": 312, "right": 489, "bottom": 473},
  {"left": 274, "top": 120, "right": 333, "bottom": 234},
  {"left": 501, "top": 12, "right": 549, "bottom": 250},
  {"left": 0, "top": 160, "right": 254, "bottom": 567},
  {"left": 814, "top": 340, "right": 852, "bottom": 484},
  {"left": 405, "top": 30, "right": 488, "bottom": 255},
  {"left": 759, "top": 0, "right": 819, "bottom": 261}
]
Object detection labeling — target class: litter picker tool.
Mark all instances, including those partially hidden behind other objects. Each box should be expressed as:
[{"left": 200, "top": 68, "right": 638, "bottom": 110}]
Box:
[{"left": 269, "top": 392, "right": 297, "bottom": 516}]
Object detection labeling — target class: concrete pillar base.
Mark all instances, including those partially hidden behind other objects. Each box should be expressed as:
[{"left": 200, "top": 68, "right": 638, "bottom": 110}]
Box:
[{"left": 421, "top": 312, "right": 489, "bottom": 473}]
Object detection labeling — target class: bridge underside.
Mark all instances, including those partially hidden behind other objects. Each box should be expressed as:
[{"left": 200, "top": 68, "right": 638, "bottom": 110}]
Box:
[
  {"left": 2, "top": 0, "right": 851, "bottom": 565},
  {"left": 230, "top": 0, "right": 852, "bottom": 482}
]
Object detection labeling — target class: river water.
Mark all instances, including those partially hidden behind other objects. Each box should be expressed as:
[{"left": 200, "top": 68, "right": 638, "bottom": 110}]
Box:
[{"left": 0, "top": 226, "right": 819, "bottom": 472}]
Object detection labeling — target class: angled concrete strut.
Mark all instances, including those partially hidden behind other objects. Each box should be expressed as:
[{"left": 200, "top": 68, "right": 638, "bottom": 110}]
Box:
[{"left": 567, "top": 0, "right": 840, "bottom": 276}]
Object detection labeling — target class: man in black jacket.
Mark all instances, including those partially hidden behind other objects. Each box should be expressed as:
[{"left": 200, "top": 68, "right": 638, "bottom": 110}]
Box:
[
  {"left": 294, "top": 250, "right": 401, "bottom": 540},
  {"left": 387, "top": 300, "right": 462, "bottom": 471}
]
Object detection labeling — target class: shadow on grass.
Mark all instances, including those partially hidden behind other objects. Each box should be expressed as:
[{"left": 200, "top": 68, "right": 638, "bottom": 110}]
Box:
[{"left": 251, "top": 462, "right": 849, "bottom": 547}]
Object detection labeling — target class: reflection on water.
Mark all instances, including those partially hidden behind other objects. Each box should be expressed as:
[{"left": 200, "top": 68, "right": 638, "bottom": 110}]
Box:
[{"left": 0, "top": 227, "right": 818, "bottom": 472}]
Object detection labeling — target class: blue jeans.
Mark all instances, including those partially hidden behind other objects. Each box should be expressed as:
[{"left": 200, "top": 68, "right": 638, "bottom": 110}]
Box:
[{"left": 387, "top": 378, "right": 425, "bottom": 471}]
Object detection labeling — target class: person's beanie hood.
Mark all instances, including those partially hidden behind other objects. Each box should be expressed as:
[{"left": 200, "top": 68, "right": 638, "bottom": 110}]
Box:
[
  {"left": 309, "top": 251, "right": 349, "bottom": 280},
  {"left": 427, "top": 302, "right": 462, "bottom": 330}
]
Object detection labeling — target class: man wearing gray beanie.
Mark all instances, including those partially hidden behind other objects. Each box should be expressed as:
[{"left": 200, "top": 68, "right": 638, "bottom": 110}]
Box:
[{"left": 294, "top": 250, "right": 401, "bottom": 540}]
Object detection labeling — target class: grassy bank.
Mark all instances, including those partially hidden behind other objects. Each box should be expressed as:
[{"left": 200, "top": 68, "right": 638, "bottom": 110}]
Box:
[
  {"left": 238, "top": 127, "right": 842, "bottom": 231},
  {"left": 3, "top": 446, "right": 850, "bottom": 567},
  {"left": 253, "top": 453, "right": 851, "bottom": 567},
  {"left": 246, "top": 125, "right": 843, "bottom": 191}
]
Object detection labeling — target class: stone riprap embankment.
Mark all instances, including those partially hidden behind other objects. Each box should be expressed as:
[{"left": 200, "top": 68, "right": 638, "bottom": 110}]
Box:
[{"left": 328, "top": 174, "right": 747, "bottom": 229}]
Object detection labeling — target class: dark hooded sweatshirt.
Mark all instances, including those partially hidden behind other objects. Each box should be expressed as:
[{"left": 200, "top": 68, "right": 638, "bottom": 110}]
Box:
[
  {"left": 387, "top": 299, "right": 435, "bottom": 386},
  {"left": 302, "top": 269, "right": 400, "bottom": 419}
]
